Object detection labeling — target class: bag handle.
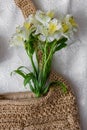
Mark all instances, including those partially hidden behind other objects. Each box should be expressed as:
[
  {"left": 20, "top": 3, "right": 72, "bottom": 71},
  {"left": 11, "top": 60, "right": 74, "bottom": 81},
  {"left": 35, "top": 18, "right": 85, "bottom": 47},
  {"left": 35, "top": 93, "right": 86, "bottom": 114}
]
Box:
[{"left": 14, "top": 0, "right": 36, "bottom": 18}]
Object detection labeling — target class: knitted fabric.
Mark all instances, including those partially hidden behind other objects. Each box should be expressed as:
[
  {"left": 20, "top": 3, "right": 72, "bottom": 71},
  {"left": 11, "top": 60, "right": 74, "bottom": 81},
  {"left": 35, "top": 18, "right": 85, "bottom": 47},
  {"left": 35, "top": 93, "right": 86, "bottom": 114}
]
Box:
[
  {"left": 0, "top": 71, "right": 81, "bottom": 130},
  {"left": 14, "top": 0, "right": 36, "bottom": 18},
  {"left": 0, "top": 0, "right": 81, "bottom": 129}
]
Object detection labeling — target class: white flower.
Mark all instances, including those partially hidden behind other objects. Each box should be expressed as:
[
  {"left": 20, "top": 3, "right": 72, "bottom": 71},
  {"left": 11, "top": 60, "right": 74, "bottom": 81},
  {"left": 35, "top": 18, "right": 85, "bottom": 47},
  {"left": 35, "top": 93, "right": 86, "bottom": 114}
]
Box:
[
  {"left": 11, "top": 24, "right": 30, "bottom": 46},
  {"left": 46, "top": 11, "right": 54, "bottom": 18},
  {"left": 35, "top": 10, "right": 51, "bottom": 26},
  {"left": 48, "top": 19, "right": 62, "bottom": 34},
  {"left": 63, "top": 14, "right": 78, "bottom": 31},
  {"left": 27, "top": 14, "right": 39, "bottom": 26},
  {"left": 10, "top": 10, "right": 78, "bottom": 46},
  {"left": 35, "top": 18, "right": 62, "bottom": 42},
  {"left": 53, "top": 33, "right": 62, "bottom": 40},
  {"left": 39, "top": 35, "right": 46, "bottom": 42},
  {"left": 10, "top": 34, "right": 24, "bottom": 46},
  {"left": 17, "top": 27, "right": 29, "bottom": 41},
  {"left": 35, "top": 25, "right": 43, "bottom": 35},
  {"left": 60, "top": 14, "right": 78, "bottom": 42},
  {"left": 27, "top": 14, "right": 34, "bottom": 23},
  {"left": 47, "top": 32, "right": 61, "bottom": 42}
]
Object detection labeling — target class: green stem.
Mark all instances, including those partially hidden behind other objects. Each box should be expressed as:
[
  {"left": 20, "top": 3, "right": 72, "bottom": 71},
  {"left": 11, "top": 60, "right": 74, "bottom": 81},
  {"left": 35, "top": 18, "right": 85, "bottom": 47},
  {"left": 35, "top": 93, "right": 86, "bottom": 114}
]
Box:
[
  {"left": 44, "top": 41, "right": 48, "bottom": 61},
  {"left": 42, "top": 41, "right": 48, "bottom": 69},
  {"left": 38, "top": 41, "right": 48, "bottom": 87},
  {"left": 25, "top": 50, "right": 37, "bottom": 77},
  {"left": 42, "top": 41, "right": 56, "bottom": 77},
  {"left": 30, "top": 55, "right": 38, "bottom": 77}
]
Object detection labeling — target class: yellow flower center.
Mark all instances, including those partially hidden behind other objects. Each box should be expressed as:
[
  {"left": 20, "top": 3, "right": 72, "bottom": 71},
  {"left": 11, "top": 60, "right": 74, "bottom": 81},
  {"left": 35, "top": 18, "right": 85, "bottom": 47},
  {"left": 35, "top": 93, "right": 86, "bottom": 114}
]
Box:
[
  {"left": 24, "top": 22, "right": 31, "bottom": 30},
  {"left": 49, "top": 23, "right": 58, "bottom": 34},
  {"left": 69, "top": 17, "right": 77, "bottom": 27},
  {"left": 17, "top": 36, "right": 23, "bottom": 41},
  {"left": 47, "top": 11, "right": 54, "bottom": 18},
  {"left": 62, "top": 22, "right": 69, "bottom": 33}
]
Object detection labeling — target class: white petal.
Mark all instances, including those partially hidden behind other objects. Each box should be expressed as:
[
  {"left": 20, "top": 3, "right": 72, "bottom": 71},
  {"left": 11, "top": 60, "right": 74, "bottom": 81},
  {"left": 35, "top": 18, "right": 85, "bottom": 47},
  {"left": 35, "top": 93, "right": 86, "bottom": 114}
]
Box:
[
  {"left": 54, "top": 33, "right": 61, "bottom": 40},
  {"left": 28, "top": 14, "right": 34, "bottom": 23},
  {"left": 35, "top": 10, "right": 51, "bottom": 26},
  {"left": 39, "top": 35, "right": 46, "bottom": 41},
  {"left": 51, "top": 18, "right": 58, "bottom": 24},
  {"left": 47, "top": 36, "right": 55, "bottom": 42},
  {"left": 57, "top": 23, "right": 62, "bottom": 30}
]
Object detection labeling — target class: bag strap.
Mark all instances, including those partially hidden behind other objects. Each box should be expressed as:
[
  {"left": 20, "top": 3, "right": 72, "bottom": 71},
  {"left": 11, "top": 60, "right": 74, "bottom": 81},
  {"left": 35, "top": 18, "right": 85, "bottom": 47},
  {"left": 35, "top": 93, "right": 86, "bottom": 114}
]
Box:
[{"left": 14, "top": 0, "right": 36, "bottom": 18}]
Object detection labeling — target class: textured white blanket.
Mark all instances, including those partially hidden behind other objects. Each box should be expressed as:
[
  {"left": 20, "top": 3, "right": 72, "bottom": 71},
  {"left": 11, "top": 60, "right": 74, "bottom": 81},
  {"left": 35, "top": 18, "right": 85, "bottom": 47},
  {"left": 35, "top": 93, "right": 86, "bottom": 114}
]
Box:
[{"left": 0, "top": 0, "right": 87, "bottom": 129}]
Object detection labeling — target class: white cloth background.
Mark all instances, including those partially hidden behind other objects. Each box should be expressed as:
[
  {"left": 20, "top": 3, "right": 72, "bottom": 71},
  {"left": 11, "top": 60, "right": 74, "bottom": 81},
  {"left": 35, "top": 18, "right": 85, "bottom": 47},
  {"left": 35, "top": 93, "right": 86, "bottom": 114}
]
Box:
[{"left": 0, "top": 0, "right": 87, "bottom": 129}]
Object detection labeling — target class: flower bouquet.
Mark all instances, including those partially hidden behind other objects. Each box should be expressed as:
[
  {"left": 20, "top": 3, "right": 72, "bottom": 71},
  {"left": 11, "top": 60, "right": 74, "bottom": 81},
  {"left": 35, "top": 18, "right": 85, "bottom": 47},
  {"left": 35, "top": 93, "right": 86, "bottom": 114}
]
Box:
[{"left": 11, "top": 10, "right": 78, "bottom": 97}]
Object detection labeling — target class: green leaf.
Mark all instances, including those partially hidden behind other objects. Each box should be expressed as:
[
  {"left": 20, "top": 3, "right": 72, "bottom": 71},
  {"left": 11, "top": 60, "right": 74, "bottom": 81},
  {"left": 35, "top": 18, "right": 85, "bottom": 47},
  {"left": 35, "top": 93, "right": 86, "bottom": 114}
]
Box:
[
  {"left": 54, "top": 37, "right": 67, "bottom": 52},
  {"left": 11, "top": 69, "right": 26, "bottom": 78},
  {"left": 43, "top": 86, "right": 49, "bottom": 95},
  {"left": 23, "top": 72, "right": 35, "bottom": 86},
  {"left": 17, "top": 66, "right": 30, "bottom": 72},
  {"left": 25, "top": 34, "right": 35, "bottom": 56},
  {"left": 28, "top": 81, "right": 35, "bottom": 93},
  {"left": 58, "top": 81, "right": 67, "bottom": 93},
  {"left": 25, "top": 42, "right": 34, "bottom": 56},
  {"left": 56, "top": 37, "right": 68, "bottom": 45},
  {"left": 23, "top": 72, "right": 37, "bottom": 93},
  {"left": 55, "top": 43, "right": 67, "bottom": 52},
  {"left": 49, "top": 81, "right": 67, "bottom": 93},
  {"left": 24, "top": 76, "right": 31, "bottom": 86}
]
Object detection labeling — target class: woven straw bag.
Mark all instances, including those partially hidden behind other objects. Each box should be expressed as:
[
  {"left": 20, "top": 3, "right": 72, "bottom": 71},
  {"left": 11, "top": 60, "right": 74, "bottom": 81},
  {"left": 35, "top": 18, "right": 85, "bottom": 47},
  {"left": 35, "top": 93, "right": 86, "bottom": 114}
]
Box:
[{"left": 0, "top": 0, "right": 81, "bottom": 130}]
